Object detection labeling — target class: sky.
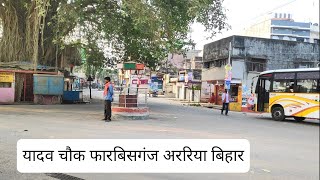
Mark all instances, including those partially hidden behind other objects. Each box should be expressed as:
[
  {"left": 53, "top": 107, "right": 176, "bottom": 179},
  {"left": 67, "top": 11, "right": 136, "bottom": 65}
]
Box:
[{"left": 191, "top": 0, "right": 320, "bottom": 50}]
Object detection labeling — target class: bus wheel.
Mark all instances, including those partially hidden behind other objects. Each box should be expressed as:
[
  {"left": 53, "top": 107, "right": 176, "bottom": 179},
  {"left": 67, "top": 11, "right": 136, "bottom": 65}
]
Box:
[
  {"left": 272, "top": 107, "right": 285, "bottom": 121},
  {"left": 294, "top": 117, "right": 306, "bottom": 122}
]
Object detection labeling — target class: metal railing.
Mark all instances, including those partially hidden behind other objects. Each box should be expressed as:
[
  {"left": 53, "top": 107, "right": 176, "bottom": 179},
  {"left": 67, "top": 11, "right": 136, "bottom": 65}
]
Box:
[{"left": 112, "top": 86, "right": 148, "bottom": 108}]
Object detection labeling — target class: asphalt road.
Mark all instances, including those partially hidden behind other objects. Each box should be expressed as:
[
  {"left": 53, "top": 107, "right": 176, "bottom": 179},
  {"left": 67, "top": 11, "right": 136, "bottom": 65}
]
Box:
[{"left": 0, "top": 90, "right": 319, "bottom": 180}]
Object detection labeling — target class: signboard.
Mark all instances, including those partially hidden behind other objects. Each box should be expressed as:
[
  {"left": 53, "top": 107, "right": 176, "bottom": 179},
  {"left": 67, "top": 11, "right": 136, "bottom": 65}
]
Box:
[
  {"left": 135, "top": 63, "right": 145, "bottom": 70},
  {"left": 139, "top": 79, "right": 148, "bottom": 84},
  {"left": 123, "top": 63, "right": 136, "bottom": 70},
  {"left": 131, "top": 75, "right": 149, "bottom": 85},
  {"left": 132, "top": 79, "right": 138, "bottom": 84},
  {"left": 117, "top": 63, "right": 123, "bottom": 69},
  {"left": 0, "top": 72, "right": 14, "bottom": 83},
  {"left": 225, "top": 80, "right": 231, "bottom": 90}
]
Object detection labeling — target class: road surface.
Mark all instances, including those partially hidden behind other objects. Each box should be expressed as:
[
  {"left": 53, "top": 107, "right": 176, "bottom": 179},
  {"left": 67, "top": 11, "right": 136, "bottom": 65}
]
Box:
[{"left": 0, "top": 89, "right": 319, "bottom": 180}]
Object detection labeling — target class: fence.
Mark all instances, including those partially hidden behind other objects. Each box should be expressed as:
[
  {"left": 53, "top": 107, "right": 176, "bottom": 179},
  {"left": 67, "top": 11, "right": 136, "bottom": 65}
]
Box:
[{"left": 112, "top": 86, "right": 148, "bottom": 108}]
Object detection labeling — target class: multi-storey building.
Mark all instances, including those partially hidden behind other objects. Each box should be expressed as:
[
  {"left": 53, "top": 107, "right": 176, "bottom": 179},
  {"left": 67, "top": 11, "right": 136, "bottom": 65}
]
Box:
[
  {"left": 242, "top": 13, "right": 319, "bottom": 44},
  {"left": 201, "top": 35, "right": 319, "bottom": 110}
]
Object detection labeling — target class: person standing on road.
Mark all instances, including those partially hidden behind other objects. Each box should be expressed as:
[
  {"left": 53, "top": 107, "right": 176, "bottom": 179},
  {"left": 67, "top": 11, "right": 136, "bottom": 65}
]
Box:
[
  {"left": 103, "top": 77, "right": 114, "bottom": 122},
  {"left": 221, "top": 89, "right": 230, "bottom": 116}
]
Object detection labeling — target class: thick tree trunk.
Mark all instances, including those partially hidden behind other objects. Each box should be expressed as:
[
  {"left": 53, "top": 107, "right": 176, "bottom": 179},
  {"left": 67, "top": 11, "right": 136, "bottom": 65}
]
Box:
[
  {"left": 0, "top": 2, "right": 27, "bottom": 62},
  {"left": 0, "top": 0, "right": 56, "bottom": 67}
]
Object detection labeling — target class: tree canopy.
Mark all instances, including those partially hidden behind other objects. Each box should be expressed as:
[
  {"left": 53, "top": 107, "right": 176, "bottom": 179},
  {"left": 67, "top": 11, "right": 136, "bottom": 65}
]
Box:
[{"left": 0, "top": 0, "right": 229, "bottom": 74}]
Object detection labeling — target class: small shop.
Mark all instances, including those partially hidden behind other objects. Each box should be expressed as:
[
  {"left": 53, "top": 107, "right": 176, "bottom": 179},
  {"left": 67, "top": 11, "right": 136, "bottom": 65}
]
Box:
[
  {"left": 210, "top": 79, "right": 242, "bottom": 112},
  {"left": 0, "top": 70, "right": 59, "bottom": 104},
  {"left": 0, "top": 72, "right": 15, "bottom": 104},
  {"left": 228, "top": 82, "right": 242, "bottom": 112}
]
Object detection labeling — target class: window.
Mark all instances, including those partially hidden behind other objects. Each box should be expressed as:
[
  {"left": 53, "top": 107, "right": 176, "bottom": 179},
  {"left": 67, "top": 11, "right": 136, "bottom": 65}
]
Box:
[
  {"left": 272, "top": 80, "right": 295, "bottom": 92},
  {"left": 247, "top": 59, "right": 267, "bottom": 72},
  {"left": 296, "top": 72, "right": 320, "bottom": 93},
  {"left": 297, "top": 72, "right": 320, "bottom": 79},
  {"left": 0, "top": 82, "right": 12, "bottom": 88},
  {"left": 283, "top": 36, "right": 290, "bottom": 40},
  {"left": 272, "top": 73, "right": 295, "bottom": 92},
  {"left": 230, "top": 86, "right": 238, "bottom": 96},
  {"left": 297, "top": 37, "right": 304, "bottom": 42},
  {"left": 296, "top": 79, "right": 319, "bottom": 93},
  {"left": 274, "top": 73, "right": 295, "bottom": 80},
  {"left": 203, "top": 62, "right": 210, "bottom": 68},
  {"left": 210, "top": 59, "right": 227, "bottom": 68},
  {"left": 294, "top": 62, "right": 315, "bottom": 68}
]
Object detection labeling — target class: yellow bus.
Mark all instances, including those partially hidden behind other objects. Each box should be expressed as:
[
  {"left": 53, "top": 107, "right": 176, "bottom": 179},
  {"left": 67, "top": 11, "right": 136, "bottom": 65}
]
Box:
[{"left": 254, "top": 68, "right": 320, "bottom": 121}]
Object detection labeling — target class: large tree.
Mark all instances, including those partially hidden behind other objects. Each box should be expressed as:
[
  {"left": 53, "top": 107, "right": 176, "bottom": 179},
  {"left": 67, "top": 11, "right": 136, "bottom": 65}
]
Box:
[{"left": 0, "top": 0, "right": 229, "bottom": 72}]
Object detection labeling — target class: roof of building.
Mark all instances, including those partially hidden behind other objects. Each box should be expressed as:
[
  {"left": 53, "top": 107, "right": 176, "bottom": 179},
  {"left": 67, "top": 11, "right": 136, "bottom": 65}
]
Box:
[
  {"left": 260, "top": 68, "right": 320, "bottom": 75},
  {"left": 204, "top": 35, "right": 317, "bottom": 48}
]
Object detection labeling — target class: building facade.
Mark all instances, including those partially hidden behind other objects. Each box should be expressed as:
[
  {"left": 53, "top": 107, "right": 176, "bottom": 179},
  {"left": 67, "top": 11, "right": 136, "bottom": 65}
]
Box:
[
  {"left": 202, "top": 35, "right": 319, "bottom": 111},
  {"left": 242, "top": 13, "right": 319, "bottom": 44},
  {"left": 164, "top": 49, "right": 203, "bottom": 100}
]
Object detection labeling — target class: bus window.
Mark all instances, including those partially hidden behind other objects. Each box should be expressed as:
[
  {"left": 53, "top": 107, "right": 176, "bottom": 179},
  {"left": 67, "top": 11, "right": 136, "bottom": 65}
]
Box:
[
  {"left": 272, "top": 72, "right": 295, "bottom": 93},
  {"left": 296, "top": 71, "right": 320, "bottom": 79},
  {"left": 255, "top": 78, "right": 271, "bottom": 93},
  {"left": 274, "top": 72, "right": 295, "bottom": 80},
  {"left": 296, "top": 80, "right": 318, "bottom": 93},
  {"left": 296, "top": 72, "right": 320, "bottom": 93},
  {"left": 272, "top": 80, "right": 295, "bottom": 92}
]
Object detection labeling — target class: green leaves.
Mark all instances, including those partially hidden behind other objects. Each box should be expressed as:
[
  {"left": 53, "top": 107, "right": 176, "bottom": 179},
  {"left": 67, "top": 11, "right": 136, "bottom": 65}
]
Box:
[{"left": 1, "top": 0, "right": 228, "bottom": 73}]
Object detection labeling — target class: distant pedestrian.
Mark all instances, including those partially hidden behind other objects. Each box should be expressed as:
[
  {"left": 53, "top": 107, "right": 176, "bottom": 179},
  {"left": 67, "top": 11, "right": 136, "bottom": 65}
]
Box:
[
  {"left": 103, "top": 77, "right": 114, "bottom": 122},
  {"left": 221, "top": 89, "right": 230, "bottom": 115}
]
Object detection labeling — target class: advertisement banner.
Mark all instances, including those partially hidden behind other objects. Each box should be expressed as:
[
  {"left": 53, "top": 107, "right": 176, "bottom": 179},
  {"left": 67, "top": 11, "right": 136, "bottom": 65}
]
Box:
[{"left": 225, "top": 64, "right": 232, "bottom": 81}]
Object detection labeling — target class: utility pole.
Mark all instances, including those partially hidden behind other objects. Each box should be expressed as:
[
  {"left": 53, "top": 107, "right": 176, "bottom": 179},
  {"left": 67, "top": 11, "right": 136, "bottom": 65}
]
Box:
[{"left": 228, "top": 42, "right": 232, "bottom": 65}]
